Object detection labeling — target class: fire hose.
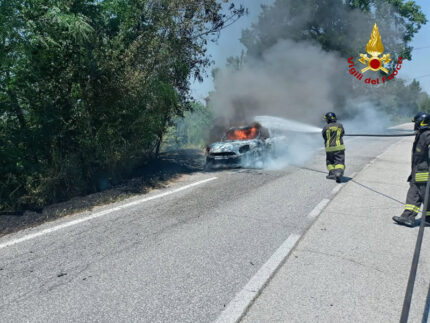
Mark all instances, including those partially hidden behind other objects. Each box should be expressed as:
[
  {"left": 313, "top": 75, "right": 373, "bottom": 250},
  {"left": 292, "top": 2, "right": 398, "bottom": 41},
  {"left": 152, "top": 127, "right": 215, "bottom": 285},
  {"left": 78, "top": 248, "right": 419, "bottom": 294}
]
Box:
[
  {"left": 344, "top": 133, "right": 415, "bottom": 137},
  {"left": 400, "top": 160, "right": 429, "bottom": 323},
  {"left": 345, "top": 130, "right": 428, "bottom": 321}
]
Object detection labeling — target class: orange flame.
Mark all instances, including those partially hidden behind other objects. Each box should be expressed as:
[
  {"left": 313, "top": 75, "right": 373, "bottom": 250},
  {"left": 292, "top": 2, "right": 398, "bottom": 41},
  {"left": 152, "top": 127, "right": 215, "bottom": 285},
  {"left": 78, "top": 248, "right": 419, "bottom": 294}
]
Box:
[{"left": 226, "top": 127, "right": 258, "bottom": 140}]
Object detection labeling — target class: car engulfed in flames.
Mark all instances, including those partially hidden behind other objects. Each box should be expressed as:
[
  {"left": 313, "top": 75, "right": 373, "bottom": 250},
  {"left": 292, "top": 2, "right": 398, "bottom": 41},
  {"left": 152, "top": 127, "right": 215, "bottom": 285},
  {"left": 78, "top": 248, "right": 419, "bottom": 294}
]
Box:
[{"left": 205, "top": 125, "right": 271, "bottom": 169}]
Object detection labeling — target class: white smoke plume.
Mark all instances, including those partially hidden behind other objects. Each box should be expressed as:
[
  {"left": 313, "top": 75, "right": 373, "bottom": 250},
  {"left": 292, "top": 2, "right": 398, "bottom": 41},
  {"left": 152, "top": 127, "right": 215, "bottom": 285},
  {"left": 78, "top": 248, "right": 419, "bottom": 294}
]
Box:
[
  {"left": 211, "top": 39, "right": 346, "bottom": 125},
  {"left": 206, "top": 2, "right": 414, "bottom": 170},
  {"left": 341, "top": 100, "right": 392, "bottom": 133},
  {"left": 208, "top": 39, "right": 342, "bottom": 169}
]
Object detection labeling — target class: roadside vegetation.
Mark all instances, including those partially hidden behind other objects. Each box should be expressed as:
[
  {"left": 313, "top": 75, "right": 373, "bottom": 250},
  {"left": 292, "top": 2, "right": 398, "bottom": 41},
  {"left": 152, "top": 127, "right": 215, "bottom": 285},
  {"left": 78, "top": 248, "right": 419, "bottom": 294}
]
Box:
[
  {"left": 0, "top": 0, "right": 245, "bottom": 212},
  {"left": 162, "top": 102, "right": 213, "bottom": 151}
]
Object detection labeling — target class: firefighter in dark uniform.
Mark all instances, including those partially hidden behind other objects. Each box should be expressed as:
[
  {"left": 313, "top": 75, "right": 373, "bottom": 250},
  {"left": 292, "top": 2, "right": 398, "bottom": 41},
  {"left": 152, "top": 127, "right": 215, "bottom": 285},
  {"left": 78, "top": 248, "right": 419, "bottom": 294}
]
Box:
[
  {"left": 393, "top": 112, "right": 430, "bottom": 227},
  {"left": 322, "top": 112, "right": 345, "bottom": 183}
]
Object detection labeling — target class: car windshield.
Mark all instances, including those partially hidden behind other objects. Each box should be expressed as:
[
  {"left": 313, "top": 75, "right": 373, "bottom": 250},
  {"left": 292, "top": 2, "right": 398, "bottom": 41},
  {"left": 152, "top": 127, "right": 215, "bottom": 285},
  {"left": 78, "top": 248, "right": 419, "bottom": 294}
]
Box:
[{"left": 224, "top": 127, "right": 259, "bottom": 141}]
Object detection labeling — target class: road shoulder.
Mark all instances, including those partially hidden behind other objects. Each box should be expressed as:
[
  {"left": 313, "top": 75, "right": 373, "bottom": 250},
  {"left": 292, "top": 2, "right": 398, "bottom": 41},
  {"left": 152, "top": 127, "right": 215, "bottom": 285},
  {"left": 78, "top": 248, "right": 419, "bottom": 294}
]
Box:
[{"left": 242, "top": 137, "right": 430, "bottom": 323}]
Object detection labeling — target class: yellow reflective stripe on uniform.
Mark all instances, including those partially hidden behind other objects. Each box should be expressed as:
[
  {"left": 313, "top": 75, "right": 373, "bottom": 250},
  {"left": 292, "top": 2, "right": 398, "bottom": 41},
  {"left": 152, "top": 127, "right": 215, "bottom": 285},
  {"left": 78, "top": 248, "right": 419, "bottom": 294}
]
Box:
[
  {"left": 325, "top": 126, "right": 344, "bottom": 152},
  {"left": 326, "top": 129, "right": 331, "bottom": 150},
  {"left": 334, "top": 164, "right": 345, "bottom": 170},
  {"left": 426, "top": 211, "right": 430, "bottom": 216},
  {"left": 404, "top": 204, "right": 419, "bottom": 212},
  {"left": 404, "top": 204, "right": 414, "bottom": 211},
  {"left": 415, "top": 172, "right": 429, "bottom": 176},
  {"left": 415, "top": 172, "right": 429, "bottom": 182},
  {"left": 326, "top": 145, "right": 345, "bottom": 152},
  {"left": 404, "top": 204, "right": 420, "bottom": 213},
  {"left": 327, "top": 164, "right": 335, "bottom": 170}
]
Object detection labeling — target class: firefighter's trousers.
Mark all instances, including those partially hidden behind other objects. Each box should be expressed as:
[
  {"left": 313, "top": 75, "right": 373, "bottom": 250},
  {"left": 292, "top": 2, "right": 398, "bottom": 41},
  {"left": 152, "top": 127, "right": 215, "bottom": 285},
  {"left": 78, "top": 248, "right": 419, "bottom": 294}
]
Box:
[
  {"left": 402, "top": 182, "right": 430, "bottom": 218},
  {"left": 326, "top": 150, "right": 345, "bottom": 175}
]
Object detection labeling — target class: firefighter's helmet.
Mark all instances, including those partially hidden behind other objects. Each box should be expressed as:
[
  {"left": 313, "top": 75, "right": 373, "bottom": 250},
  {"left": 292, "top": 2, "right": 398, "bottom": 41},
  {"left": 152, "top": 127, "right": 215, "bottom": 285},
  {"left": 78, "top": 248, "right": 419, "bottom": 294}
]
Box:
[
  {"left": 324, "top": 112, "right": 337, "bottom": 123},
  {"left": 417, "top": 113, "right": 430, "bottom": 131},
  {"left": 412, "top": 112, "right": 426, "bottom": 131}
]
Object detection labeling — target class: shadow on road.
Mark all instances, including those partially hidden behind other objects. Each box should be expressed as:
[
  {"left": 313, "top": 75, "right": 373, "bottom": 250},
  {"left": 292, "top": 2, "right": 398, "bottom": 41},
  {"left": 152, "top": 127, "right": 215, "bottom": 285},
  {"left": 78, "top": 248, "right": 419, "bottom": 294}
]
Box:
[
  {"left": 298, "top": 166, "right": 404, "bottom": 205},
  {"left": 0, "top": 149, "right": 206, "bottom": 237}
]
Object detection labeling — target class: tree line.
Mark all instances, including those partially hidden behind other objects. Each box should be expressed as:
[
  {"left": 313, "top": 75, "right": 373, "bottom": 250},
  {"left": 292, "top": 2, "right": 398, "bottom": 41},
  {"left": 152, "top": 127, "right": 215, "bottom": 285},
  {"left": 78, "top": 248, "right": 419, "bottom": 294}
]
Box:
[{"left": 0, "top": 0, "right": 245, "bottom": 212}]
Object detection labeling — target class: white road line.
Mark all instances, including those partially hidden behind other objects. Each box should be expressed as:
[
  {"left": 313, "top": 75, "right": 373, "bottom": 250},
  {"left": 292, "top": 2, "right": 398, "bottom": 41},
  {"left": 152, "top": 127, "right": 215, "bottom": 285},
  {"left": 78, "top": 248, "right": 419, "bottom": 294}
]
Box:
[
  {"left": 307, "top": 199, "right": 330, "bottom": 219},
  {"left": 0, "top": 177, "right": 218, "bottom": 250},
  {"left": 216, "top": 137, "right": 407, "bottom": 323},
  {"left": 215, "top": 234, "right": 301, "bottom": 323},
  {"left": 216, "top": 196, "right": 332, "bottom": 323},
  {"left": 330, "top": 184, "right": 344, "bottom": 196}
]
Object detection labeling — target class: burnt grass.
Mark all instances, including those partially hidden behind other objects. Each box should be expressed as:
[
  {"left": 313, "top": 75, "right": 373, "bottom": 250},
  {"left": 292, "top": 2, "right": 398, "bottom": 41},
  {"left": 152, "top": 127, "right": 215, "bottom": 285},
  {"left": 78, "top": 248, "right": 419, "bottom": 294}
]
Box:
[{"left": 0, "top": 149, "right": 205, "bottom": 237}]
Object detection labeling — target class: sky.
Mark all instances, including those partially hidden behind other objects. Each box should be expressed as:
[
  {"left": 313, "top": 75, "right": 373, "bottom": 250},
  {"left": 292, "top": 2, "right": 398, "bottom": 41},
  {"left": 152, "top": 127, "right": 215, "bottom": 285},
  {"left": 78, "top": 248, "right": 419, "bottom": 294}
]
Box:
[
  {"left": 190, "top": 0, "right": 430, "bottom": 101},
  {"left": 401, "top": 0, "right": 430, "bottom": 92},
  {"left": 190, "top": 0, "right": 275, "bottom": 101}
]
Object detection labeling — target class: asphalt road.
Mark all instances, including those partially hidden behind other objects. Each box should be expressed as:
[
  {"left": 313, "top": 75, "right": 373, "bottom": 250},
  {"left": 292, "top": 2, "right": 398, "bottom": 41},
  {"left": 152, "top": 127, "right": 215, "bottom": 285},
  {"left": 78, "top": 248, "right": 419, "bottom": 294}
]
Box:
[{"left": 0, "top": 136, "right": 402, "bottom": 322}]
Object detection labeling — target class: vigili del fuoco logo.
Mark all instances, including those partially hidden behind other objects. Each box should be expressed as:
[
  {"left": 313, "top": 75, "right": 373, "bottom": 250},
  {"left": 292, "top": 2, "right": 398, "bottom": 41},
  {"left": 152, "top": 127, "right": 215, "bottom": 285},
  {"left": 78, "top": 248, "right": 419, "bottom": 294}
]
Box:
[{"left": 348, "top": 23, "right": 403, "bottom": 85}]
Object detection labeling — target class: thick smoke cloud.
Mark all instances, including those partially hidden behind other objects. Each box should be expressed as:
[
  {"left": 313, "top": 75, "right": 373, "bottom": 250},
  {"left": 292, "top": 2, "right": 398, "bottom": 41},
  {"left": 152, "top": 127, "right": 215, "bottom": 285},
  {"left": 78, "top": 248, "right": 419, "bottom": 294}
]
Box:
[
  {"left": 206, "top": 1, "right": 411, "bottom": 169},
  {"left": 208, "top": 1, "right": 408, "bottom": 128},
  {"left": 207, "top": 38, "right": 391, "bottom": 169},
  {"left": 211, "top": 39, "right": 346, "bottom": 125}
]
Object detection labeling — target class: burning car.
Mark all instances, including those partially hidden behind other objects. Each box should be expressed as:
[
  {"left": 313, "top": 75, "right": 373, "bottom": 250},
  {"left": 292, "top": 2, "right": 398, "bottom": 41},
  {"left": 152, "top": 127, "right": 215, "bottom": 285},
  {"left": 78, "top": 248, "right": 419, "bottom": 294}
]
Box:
[{"left": 205, "top": 124, "right": 271, "bottom": 169}]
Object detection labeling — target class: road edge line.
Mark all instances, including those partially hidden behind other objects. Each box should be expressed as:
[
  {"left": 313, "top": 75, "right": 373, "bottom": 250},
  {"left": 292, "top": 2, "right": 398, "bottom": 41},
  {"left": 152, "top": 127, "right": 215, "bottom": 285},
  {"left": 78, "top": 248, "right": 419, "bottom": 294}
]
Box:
[
  {"left": 0, "top": 177, "right": 218, "bottom": 250},
  {"left": 215, "top": 233, "right": 301, "bottom": 323},
  {"left": 215, "top": 196, "right": 333, "bottom": 323},
  {"left": 215, "top": 137, "right": 411, "bottom": 323}
]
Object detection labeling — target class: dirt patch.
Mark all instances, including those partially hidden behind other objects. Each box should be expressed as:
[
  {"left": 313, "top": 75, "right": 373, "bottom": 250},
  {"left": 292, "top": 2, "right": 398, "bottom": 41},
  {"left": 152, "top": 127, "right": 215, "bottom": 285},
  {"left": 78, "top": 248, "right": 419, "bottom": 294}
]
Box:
[{"left": 0, "top": 149, "right": 205, "bottom": 237}]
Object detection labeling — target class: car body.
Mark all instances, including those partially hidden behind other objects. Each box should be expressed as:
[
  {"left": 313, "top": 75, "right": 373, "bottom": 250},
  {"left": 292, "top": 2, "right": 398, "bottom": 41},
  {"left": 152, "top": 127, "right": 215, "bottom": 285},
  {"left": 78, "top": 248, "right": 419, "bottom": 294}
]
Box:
[{"left": 205, "top": 125, "right": 271, "bottom": 169}]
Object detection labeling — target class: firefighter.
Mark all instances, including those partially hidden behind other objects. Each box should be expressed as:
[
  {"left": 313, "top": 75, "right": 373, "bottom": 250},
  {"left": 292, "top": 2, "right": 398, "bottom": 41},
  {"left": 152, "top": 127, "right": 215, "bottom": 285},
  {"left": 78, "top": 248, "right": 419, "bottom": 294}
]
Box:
[
  {"left": 393, "top": 112, "right": 430, "bottom": 227},
  {"left": 322, "top": 112, "right": 345, "bottom": 183}
]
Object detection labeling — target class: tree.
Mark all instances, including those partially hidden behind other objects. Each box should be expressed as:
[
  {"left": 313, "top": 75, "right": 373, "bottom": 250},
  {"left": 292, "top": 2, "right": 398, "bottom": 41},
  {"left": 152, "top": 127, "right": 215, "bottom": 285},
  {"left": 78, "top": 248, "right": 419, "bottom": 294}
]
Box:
[
  {"left": 163, "top": 102, "right": 213, "bottom": 150},
  {"left": 241, "top": 0, "right": 426, "bottom": 62},
  {"left": 418, "top": 90, "right": 430, "bottom": 113},
  {"left": 213, "top": 0, "right": 428, "bottom": 120},
  {"left": 0, "top": 0, "right": 246, "bottom": 211}
]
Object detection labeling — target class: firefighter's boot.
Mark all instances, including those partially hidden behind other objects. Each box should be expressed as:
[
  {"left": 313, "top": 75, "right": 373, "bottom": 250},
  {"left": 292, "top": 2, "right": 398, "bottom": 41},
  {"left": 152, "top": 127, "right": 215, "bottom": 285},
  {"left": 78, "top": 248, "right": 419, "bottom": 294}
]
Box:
[
  {"left": 392, "top": 215, "right": 415, "bottom": 228},
  {"left": 335, "top": 171, "right": 343, "bottom": 183},
  {"left": 326, "top": 170, "right": 336, "bottom": 180}
]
